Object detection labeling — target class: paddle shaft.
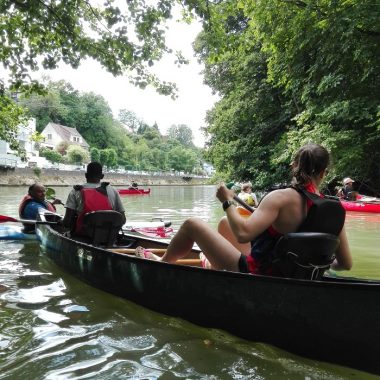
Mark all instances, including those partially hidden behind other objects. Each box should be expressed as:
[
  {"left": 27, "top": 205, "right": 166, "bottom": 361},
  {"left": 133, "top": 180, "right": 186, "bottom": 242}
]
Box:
[
  {"left": 233, "top": 195, "right": 255, "bottom": 213},
  {"left": 0, "top": 215, "right": 58, "bottom": 225}
]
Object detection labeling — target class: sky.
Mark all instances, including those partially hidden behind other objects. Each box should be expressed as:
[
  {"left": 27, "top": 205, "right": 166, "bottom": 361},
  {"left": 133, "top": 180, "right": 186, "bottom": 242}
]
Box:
[{"left": 43, "top": 15, "right": 219, "bottom": 148}]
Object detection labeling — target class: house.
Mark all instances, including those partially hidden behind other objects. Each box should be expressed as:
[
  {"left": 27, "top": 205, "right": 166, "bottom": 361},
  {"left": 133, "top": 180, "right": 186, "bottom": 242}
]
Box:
[
  {"left": 0, "top": 118, "right": 39, "bottom": 168},
  {"left": 40, "top": 122, "right": 89, "bottom": 151}
]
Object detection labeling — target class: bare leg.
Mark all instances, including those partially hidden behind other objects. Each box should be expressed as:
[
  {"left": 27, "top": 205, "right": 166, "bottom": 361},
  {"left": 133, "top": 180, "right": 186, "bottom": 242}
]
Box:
[
  {"left": 217, "top": 216, "right": 251, "bottom": 255},
  {"left": 162, "top": 217, "right": 243, "bottom": 272}
]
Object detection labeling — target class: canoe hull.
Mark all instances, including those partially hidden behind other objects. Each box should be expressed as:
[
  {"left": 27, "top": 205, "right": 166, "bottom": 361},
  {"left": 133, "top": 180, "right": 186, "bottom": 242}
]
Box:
[
  {"left": 118, "top": 188, "right": 151, "bottom": 195},
  {"left": 36, "top": 221, "right": 380, "bottom": 375},
  {"left": 341, "top": 200, "right": 380, "bottom": 213}
]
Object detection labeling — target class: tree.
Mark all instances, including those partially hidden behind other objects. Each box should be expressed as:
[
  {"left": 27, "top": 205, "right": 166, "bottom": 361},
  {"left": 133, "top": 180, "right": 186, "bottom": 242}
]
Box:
[
  {"left": 90, "top": 147, "right": 100, "bottom": 162},
  {"left": 168, "top": 146, "right": 198, "bottom": 172},
  {"left": 1, "top": 1, "right": 183, "bottom": 95},
  {"left": 118, "top": 109, "right": 141, "bottom": 133},
  {"left": 40, "top": 149, "right": 62, "bottom": 164},
  {"left": 0, "top": 1, "right": 197, "bottom": 152},
  {"left": 168, "top": 124, "right": 194, "bottom": 147},
  {"left": 0, "top": 82, "right": 28, "bottom": 157},
  {"left": 30, "top": 131, "right": 45, "bottom": 151},
  {"left": 99, "top": 149, "right": 109, "bottom": 167},
  {"left": 56, "top": 141, "right": 70, "bottom": 155},
  {"left": 19, "top": 85, "right": 67, "bottom": 131},
  {"left": 105, "top": 148, "right": 118, "bottom": 168},
  {"left": 193, "top": 0, "right": 380, "bottom": 189},
  {"left": 66, "top": 145, "right": 89, "bottom": 165}
]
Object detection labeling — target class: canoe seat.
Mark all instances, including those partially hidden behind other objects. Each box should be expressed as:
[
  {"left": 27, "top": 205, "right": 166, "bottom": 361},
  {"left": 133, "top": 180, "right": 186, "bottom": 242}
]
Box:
[
  {"left": 83, "top": 210, "right": 124, "bottom": 247},
  {"left": 272, "top": 232, "right": 339, "bottom": 280}
]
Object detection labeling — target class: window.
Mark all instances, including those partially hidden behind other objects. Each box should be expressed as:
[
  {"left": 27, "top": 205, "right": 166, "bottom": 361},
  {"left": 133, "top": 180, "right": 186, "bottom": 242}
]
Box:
[
  {"left": 73, "top": 136, "right": 80, "bottom": 142},
  {"left": 47, "top": 134, "right": 52, "bottom": 140}
]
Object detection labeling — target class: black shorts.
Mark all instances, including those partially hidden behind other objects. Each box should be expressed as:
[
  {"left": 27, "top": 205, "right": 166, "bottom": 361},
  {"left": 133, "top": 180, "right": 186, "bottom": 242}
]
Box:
[{"left": 238, "top": 254, "right": 250, "bottom": 273}]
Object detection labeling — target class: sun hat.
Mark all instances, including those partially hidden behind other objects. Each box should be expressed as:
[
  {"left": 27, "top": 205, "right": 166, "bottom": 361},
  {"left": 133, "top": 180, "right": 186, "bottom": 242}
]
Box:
[{"left": 343, "top": 177, "right": 355, "bottom": 185}]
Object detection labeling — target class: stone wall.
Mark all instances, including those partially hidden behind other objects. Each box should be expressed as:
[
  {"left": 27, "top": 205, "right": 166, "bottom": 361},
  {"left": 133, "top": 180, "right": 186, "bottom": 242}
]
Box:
[{"left": 0, "top": 167, "right": 209, "bottom": 187}]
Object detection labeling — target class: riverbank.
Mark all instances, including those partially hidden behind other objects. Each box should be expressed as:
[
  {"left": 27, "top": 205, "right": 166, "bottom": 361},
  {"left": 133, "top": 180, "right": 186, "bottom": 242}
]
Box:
[{"left": 0, "top": 167, "right": 211, "bottom": 187}]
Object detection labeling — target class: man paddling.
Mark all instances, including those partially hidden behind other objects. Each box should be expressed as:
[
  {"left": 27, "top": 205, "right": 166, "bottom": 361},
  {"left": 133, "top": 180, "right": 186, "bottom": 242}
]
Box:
[
  {"left": 19, "top": 183, "right": 62, "bottom": 233},
  {"left": 337, "top": 177, "right": 357, "bottom": 201},
  {"left": 61, "top": 162, "right": 126, "bottom": 237}
]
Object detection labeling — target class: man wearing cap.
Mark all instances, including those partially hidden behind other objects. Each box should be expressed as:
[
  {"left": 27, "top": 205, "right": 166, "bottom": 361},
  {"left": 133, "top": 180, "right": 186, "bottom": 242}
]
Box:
[
  {"left": 337, "top": 177, "right": 357, "bottom": 201},
  {"left": 61, "top": 162, "right": 126, "bottom": 235}
]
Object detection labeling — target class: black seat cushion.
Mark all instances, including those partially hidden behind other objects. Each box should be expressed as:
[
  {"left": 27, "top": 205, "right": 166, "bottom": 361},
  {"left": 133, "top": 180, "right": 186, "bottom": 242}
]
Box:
[
  {"left": 272, "top": 232, "right": 339, "bottom": 280},
  {"left": 83, "top": 210, "right": 124, "bottom": 247}
]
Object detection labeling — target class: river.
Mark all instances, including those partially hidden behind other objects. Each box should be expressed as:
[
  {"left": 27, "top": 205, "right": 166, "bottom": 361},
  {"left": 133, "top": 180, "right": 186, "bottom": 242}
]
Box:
[{"left": 0, "top": 185, "right": 379, "bottom": 379}]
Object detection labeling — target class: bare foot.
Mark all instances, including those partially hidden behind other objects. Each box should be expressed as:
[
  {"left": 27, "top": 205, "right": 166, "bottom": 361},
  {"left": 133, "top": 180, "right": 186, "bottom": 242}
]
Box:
[
  {"left": 199, "top": 252, "right": 212, "bottom": 269},
  {"left": 134, "top": 246, "right": 161, "bottom": 261}
]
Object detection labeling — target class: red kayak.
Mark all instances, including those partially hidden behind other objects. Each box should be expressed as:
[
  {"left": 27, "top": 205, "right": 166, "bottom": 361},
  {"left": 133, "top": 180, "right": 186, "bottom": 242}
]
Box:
[
  {"left": 340, "top": 199, "right": 380, "bottom": 213},
  {"left": 118, "top": 188, "right": 151, "bottom": 195}
]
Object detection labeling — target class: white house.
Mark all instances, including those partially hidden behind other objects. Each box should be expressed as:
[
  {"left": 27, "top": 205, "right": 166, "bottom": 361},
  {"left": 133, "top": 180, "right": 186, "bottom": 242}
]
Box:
[
  {"left": 0, "top": 118, "right": 39, "bottom": 168},
  {"left": 41, "top": 122, "right": 89, "bottom": 151},
  {"left": 203, "top": 162, "right": 215, "bottom": 177}
]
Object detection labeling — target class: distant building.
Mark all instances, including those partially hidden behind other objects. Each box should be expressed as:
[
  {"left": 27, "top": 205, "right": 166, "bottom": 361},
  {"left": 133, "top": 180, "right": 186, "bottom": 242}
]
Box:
[
  {"left": 203, "top": 162, "right": 215, "bottom": 176},
  {"left": 0, "top": 118, "right": 39, "bottom": 168},
  {"left": 40, "top": 122, "right": 89, "bottom": 151}
]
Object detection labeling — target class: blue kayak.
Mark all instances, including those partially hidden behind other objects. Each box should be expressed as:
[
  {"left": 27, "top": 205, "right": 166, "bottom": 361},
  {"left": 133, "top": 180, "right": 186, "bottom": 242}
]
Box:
[{"left": 0, "top": 225, "right": 38, "bottom": 241}]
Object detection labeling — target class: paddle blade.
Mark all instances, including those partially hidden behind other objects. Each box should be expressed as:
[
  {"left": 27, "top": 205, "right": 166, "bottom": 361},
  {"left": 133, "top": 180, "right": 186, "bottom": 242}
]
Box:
[
  {"left": 237, "top": 206, "right": 252, "bottom": 217},
  {"left": 132, "top": 227, "right": 174, "bottom": 238},
  {"left": 0, "top": 215, "right": 19, "bottom": 223}
]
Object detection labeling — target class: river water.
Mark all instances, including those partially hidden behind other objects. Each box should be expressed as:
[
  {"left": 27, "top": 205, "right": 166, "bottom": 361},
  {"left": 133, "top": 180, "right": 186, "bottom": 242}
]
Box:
[{"left": 0, "top": 185, "right": 379, "bottom": 379}]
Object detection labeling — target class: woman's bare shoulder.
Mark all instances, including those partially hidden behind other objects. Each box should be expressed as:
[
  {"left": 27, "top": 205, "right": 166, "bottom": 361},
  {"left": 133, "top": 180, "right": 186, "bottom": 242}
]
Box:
[{"left": 264, "top": 187, "right": 298, "bottom": 199}]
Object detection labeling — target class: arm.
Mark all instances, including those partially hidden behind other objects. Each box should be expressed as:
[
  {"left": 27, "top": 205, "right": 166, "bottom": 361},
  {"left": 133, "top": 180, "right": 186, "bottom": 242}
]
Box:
[
  {"left": 61, "top": 207, "right": 76, "bottom": 228},
  {"left": 331, "top": 226, "right": 352, "bottom": 270},
  {"left": 216, "top": 185, "right": 280, "bottom": 243},
  {"left": 61, "top": 189, "right": 77, "bottom": 229},
  {"left": 110, "top": 187, "right": 126, "bottom": 224}
]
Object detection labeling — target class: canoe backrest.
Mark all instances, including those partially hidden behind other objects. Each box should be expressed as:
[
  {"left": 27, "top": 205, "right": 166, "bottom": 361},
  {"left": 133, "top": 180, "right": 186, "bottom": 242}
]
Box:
[
  {"left": 272, "top": 232, "right": 339, "bottom": 280},
  {"left": 83, "top": 210, "right": 124, "bottom": 247}
]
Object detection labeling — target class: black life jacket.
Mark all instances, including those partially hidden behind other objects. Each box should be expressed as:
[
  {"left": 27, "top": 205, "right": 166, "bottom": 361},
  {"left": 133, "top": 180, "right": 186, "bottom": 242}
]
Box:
[
  {"left": 295, "top": 187, "right": 345, "bottom": 236},
  {"left": 250, "top": 187, "right": 345, "bottom": 276},
  {"left": 270, "top": 188, "right": 346, "bottom": 279}
]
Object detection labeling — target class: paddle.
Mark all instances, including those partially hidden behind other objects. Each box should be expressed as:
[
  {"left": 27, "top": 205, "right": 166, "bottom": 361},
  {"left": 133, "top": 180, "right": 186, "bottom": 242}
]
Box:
[
  {"left": 0, "top": 215, "right": 58, "bottom": 225},
  {"left": 233, "top": 195, "right": 255, "bottom": 213},
  {"left": 46, "top": 187, "right": 64, "bottom": 205},
  {"left": 128, "top": 226, "right": 174, "bottom": 238},
  {"left": 123, "top": 220, "right": 172, "bottom": 229}
]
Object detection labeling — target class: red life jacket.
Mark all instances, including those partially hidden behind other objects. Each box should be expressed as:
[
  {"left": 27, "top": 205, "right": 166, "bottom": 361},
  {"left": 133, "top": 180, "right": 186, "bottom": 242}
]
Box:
[
  {"left": 74, "top": 184, "right": 112, "bottom": 236},
  {"left": 18, "top": 194, "right": 56, "bottom": 218}
]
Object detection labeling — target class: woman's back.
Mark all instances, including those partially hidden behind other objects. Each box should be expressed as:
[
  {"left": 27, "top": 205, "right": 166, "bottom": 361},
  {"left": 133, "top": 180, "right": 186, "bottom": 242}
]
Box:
[{"left": 258, "top": 188, "right": 308, "bottom": 236}]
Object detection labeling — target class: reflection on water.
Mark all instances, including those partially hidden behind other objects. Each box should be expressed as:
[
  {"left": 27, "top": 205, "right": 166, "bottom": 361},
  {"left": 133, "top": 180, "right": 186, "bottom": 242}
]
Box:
[
  {"left": 0, "top": 186, "right": 379, "bottom": 379},
  {"left": 344, "top": 212, "right": 380, "bottom": 280}
]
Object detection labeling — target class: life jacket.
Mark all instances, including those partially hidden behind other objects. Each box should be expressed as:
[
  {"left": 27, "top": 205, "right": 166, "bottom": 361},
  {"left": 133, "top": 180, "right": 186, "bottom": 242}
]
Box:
[
  {"left": 18, "top": 194, "right": 57, "bottom": 233},
  {"left": 295, "top": 187, "right": 345, "bottom": 235},
  {"left": 248, "top": 186, "right": 345, "bottom": 275},
  {"left": 74, "top": 183, "right": 113, "bottom": 236},
  {"left": 18, "top": 194, "right": 56, "bottom": 219}
]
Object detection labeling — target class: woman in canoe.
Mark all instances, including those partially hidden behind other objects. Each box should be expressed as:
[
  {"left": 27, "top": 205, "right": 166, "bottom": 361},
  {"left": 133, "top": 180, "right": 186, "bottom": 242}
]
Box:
[{"left": 137, "top": 143, "right": 352, "bottom": 275}]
